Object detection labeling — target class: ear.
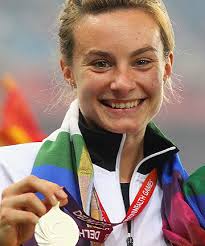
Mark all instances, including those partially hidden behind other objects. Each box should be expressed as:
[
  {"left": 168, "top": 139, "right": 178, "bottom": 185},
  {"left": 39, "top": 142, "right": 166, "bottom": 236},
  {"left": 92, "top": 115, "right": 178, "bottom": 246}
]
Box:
[
  {"left": 163, "top": 52, "right": 174, "bottom": 82},
  {"left": 60, "top": 58, "right": 76, "bottom": 87}
]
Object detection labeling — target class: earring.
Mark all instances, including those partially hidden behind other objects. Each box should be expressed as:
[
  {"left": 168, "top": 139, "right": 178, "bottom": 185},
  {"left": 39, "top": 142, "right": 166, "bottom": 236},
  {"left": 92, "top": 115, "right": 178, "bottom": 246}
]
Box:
[
  {"left": 163, "top": 76, "right": 168, "bottom": 84},
  {"left": 67, "top": 79, "right": 76, "bottom": 89},
  {"left": 71, "top": 82, "right": 77, "bottom": 89}
]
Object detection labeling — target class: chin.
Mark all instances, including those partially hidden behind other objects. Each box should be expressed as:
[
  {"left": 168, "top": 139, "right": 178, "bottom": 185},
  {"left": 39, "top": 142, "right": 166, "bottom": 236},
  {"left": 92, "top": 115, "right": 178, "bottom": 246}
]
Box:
[{"left": 102, "top": 122, "right": 143, "bottom": 135}]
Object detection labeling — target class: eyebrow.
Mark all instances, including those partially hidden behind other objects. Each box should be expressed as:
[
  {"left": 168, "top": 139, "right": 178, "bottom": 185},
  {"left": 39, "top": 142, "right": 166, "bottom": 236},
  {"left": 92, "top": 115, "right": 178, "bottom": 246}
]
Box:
[
  {"left": 130, "top": 46, "right": 158, "bottom": 57},
  {"left": 84, "top": 46, "right": 158, "bottom": 59},
  {"left": 84, "top": 50, "right": 114, "bottom": 60}
]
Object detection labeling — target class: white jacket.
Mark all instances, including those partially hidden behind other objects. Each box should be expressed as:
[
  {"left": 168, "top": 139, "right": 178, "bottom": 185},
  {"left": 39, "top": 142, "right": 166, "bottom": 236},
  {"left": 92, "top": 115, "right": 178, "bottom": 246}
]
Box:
[{"left": 0, "top": 138, "right": 174, "bottom": 246}]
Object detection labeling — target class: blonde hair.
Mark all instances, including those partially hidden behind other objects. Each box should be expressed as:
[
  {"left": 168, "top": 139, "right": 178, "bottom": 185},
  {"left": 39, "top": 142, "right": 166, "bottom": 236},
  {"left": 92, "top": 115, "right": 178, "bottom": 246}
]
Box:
[
  {"left": 59, "top": 0, "right": 175, "bottom": 65},
  {"left": 58, "top": 0, "right": 177, "bottom": 103}
]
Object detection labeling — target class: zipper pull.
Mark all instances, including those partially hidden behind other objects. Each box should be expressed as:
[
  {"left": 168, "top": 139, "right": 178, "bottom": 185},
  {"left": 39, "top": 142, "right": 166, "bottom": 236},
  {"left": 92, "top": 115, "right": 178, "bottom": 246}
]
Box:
[{"left": 126, "top": 233, "right": 133, "bottom": 246}]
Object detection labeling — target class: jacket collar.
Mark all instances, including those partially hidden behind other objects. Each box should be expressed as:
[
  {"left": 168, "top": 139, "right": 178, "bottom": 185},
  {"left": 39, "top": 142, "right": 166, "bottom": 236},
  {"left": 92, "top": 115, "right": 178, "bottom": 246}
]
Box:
[{"left": 78, "top": 111, "right": 179, "bottom": 174}]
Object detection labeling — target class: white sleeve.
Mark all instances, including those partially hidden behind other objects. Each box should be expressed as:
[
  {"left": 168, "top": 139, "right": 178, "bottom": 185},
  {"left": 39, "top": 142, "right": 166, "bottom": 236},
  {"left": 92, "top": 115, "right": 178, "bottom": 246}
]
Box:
[
  {"left": 0, "top": 158, "right": 14, "bottom": 199},
  {"left": 0, "top": 143, "right": 42, "bottom": 201}
]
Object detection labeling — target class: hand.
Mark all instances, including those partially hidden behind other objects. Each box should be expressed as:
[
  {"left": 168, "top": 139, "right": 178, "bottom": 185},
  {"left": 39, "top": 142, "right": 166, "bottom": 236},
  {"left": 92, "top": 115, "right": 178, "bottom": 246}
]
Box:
[{"left": 0, "top": 175, "right": 68, "bottom": 246}]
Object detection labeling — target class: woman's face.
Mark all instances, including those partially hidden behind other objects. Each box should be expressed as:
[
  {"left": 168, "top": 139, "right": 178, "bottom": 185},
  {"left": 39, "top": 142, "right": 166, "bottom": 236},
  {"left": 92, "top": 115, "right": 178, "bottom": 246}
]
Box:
[{"left": 62, "top": 9, "right": 173, "bottom": 135}]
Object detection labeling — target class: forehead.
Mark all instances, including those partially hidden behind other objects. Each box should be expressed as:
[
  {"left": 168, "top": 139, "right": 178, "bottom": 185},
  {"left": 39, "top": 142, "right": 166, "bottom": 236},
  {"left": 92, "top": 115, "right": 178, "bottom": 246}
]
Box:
[{"left": 73, "top": 9, "right": 162, "bottom": 56}]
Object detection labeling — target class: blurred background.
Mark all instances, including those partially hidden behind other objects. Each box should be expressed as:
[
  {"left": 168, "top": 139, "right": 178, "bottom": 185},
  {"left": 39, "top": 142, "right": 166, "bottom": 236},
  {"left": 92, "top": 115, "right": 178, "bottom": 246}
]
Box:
[{"left": 0, "top": 0, "right": 204, "bottom": 172}]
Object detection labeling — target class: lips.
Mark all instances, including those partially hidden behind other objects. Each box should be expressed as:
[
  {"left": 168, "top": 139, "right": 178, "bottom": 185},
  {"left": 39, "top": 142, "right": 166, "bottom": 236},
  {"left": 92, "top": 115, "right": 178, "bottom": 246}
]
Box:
[{"left": 101, "top": 99, "right": 146, "bottom": 109}]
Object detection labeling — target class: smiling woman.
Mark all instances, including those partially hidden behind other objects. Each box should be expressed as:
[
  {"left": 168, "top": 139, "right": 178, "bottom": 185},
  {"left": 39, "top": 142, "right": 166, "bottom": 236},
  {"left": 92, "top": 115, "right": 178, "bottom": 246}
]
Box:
[
  {"left": 63, "top": 9, "right": 172, "bottom": 136},
  {"left": 0, "top": 0, "right": 205, "bottom": 246}
]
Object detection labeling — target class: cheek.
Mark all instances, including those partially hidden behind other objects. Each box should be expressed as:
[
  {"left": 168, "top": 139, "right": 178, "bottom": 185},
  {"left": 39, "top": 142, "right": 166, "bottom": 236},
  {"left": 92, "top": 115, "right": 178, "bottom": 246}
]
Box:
[
  {"left": 138, "top": 71, "right": 164, "bottom": 96},
  {"left": 77, "top": 72, "right": 109, "bottom": 98},
  {"left": 150, "top": 79, "right": 164, "bottom": 95}
]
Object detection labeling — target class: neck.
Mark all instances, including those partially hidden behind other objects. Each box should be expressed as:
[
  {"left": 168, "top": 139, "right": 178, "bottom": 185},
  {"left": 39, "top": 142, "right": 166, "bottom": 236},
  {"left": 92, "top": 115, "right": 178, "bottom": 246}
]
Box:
[{"left": 120, "top": 130, "right": 145, "bottom": 183}]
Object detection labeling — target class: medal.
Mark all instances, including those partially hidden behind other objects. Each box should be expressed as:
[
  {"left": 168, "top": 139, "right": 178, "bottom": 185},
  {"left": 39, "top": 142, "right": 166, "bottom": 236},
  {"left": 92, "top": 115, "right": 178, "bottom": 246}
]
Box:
[
  {"left": 34, "top": 168, "right": 157, "bottom": 245},
  {"left": 35, "top": 202, "right": 80, "bottom": 246}
]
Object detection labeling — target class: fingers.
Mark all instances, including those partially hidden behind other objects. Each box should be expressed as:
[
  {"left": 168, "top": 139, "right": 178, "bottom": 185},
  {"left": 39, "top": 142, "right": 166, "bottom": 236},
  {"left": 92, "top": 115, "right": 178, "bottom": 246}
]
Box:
[
  {"left": 0, "top": 176, "right": 69, "bottom": 245},
  {"left": 54, "top": 187, "right": 68, "bottom": 201},
  {"left": 2, "top": 176, "right": 68, "bottom": 206},
  {"left": 43, "top": 187, "right": 68, "bottom": 210},
  {"left": 0, "top": 207, "right": 39, "bottom": 226},
  {"left": 1, "top": 193, "right": 47, "bottom": 217}
]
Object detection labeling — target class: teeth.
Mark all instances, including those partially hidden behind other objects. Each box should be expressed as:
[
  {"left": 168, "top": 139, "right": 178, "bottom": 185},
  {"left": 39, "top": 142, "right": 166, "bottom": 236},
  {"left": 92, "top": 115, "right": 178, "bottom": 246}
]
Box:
[
  {"left": 125, "top": 102, "right": 130, "bottom": 108},
  {"left": 111, "top": 100, "right": 139, "bottom": 109}
]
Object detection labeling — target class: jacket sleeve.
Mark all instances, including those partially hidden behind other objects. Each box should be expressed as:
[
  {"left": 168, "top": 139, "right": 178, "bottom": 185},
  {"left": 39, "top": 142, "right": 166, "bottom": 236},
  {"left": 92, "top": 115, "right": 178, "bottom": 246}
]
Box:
[
  {"left": 0, "top": 143, "right": 42, "bottom": 200},
  {"left": 0, "top": 155, "right": 14, "bottom": 200}
]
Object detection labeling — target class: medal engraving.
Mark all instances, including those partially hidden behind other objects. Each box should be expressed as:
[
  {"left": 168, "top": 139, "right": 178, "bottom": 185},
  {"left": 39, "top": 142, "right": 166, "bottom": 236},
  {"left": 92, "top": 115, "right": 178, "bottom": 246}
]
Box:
[{"left": 35, "top": 202, "right": 79, "bottom": 246}]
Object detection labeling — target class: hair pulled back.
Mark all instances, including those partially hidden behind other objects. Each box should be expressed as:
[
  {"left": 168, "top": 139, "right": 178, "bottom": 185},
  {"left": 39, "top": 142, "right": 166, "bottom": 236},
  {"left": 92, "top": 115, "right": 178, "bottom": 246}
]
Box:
[{"left": 58, "top": 0, "right": 175, "bottom": 65}]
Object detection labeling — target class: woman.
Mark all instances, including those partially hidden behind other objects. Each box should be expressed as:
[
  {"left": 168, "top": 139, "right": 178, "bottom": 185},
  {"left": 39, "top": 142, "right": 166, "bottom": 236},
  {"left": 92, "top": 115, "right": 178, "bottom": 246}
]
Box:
[{"left": 0, "top": 0, "right": 205, "bottom": 245}]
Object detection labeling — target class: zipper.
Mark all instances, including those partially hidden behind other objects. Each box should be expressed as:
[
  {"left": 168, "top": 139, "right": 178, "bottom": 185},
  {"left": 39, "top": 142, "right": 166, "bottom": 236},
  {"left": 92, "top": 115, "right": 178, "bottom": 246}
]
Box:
[
  {"left": 115, "top": 134, "right": 132, "bottom": 245},
  {"left": 126, "top": 217, "right": 134, "bottom": 246},
  {"left": 129, "top": 146, "right": 177, "bottom": 191},
  {"left": 115, "top": 134, "right": 176, "bottom": 245},
  {"left": 129, "top": 145, "right": 176, "bottom": 245},
  {"left": 126, "top": 232, "right": 134, "bottom": 246}
]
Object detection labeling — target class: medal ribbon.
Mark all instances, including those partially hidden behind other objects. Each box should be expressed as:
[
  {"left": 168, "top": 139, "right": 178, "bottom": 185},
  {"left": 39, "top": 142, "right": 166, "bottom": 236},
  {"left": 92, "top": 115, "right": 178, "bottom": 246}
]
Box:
[{"left": 63, "top": 168, "right": 157, "bottom": 243}]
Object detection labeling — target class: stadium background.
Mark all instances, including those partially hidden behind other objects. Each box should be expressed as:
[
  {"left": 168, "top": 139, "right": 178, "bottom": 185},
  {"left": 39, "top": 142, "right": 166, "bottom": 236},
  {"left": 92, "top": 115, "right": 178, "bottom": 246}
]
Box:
[{"left": 0, "top": 0, "right": 204, "bottom": 172}]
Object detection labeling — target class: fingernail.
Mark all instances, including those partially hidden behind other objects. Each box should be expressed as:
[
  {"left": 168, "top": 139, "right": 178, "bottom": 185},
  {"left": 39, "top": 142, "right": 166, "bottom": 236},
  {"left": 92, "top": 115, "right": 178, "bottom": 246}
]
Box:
[
  {"left": 55, "top": 189, "right": 68, "bottom": 199},
  {"left": 51, "top": 195, "right": 58, "bottom": 206}
]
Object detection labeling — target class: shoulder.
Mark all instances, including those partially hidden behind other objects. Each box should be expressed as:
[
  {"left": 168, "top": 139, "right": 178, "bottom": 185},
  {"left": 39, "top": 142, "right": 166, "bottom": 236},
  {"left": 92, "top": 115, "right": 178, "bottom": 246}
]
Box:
[
  {"left": 0, "top": 142, "right": 43, "bottom": 195},
  {"left": 0, "top": 142, "right": 42, "bottom": 161}
]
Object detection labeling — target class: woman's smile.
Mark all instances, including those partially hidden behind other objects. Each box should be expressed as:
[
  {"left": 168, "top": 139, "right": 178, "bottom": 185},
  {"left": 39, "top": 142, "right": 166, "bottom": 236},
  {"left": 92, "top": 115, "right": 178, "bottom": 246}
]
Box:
[
  {"left": 64, "top": 8, "right": 172, "bottom": 134},
  {"left": 99, "top": 98, "right": 147, "bottom": 118},
  {"left": 100, "top": 98, "right": 146, "bottom": 109}
]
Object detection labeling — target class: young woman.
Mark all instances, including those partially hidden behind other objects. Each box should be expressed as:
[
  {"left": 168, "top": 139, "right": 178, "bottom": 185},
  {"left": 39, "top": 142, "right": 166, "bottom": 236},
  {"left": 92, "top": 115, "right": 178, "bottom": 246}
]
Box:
[{"left": 0, "top": 0, "right": 205, "bottom": 245}]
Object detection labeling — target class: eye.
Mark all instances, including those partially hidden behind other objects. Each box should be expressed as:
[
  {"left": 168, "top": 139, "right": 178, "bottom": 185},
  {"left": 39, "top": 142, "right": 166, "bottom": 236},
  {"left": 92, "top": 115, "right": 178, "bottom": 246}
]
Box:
[
  {"left": 136, "top": 59, "right": 150, "bottom": 65},
  {"left": 90, "top": 60, "right": 112, "bottom": 71},
  {"left": 132, "top": 59, "right": 152, "bottom": 69}
]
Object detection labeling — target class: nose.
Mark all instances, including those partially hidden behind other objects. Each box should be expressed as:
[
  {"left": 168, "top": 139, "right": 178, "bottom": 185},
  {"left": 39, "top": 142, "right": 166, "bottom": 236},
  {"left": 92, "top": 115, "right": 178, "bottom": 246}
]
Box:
[{"left": 110, "top": 67, "right": 136, "bottom": 96}]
